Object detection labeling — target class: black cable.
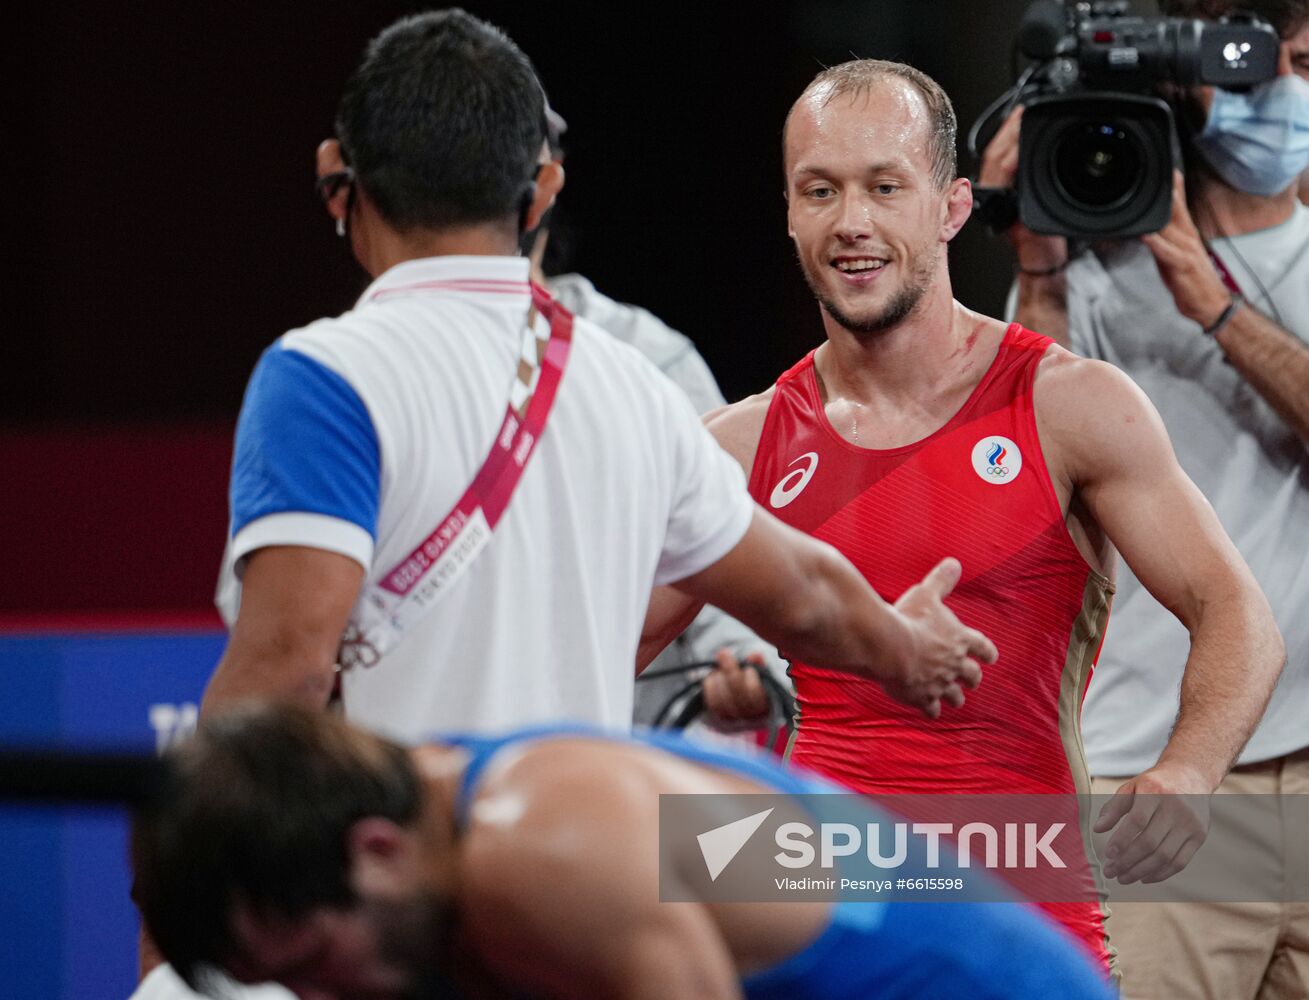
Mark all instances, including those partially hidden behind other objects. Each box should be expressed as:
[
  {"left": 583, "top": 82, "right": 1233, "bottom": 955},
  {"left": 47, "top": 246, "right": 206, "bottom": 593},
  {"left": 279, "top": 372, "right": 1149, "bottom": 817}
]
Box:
[
  {"left": 1196, "top": 197, "right": 1286, "bottom": 329},
  {"left": 649, "top": 663, "right": 798, "bottom": 754},
  {"left": 967, "top": 63, "right": 1042, "bottom": 163},
  {"left": 651, "top": 676, "right": 708, "bottom": 729},
  {"left": 636, "top": 659, "right": 719, "bottom": 683}
]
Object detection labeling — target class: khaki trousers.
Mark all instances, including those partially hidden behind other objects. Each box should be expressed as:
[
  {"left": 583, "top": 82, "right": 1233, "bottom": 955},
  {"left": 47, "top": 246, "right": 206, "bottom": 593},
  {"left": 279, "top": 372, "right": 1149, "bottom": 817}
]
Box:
[{"left": 1093, "top": 748, "right": 1309, "bottom": 1000}]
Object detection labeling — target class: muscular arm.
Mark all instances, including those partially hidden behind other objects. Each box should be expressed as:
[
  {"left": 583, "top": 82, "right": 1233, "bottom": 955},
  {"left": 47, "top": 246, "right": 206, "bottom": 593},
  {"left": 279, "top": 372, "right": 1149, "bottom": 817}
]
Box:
[
  {"left": 643, "top": 503, "right": 947, "bottom": 695},
  {"left": 671, "top": 507, "right": 918, "bottom": 684},
  {"left": 1040, "top": 354, "right": 1284, "bottom": 880},
  {"left": 201, "top": 546, "right": 364, "bottom": 716},
  {"left": 1045, "top": 356, "right": 1283, "bottom": 786}
]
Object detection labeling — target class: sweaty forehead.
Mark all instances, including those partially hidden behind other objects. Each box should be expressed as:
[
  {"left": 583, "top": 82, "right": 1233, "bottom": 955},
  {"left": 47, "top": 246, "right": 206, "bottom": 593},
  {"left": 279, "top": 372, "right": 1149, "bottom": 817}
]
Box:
[{"left": 785, "top": 78, "right": 932, "bottom": 176}]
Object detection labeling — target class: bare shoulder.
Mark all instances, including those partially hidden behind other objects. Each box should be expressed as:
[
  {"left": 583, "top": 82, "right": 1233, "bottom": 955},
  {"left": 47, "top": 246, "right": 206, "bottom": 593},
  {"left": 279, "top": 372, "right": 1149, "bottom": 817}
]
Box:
[
  {"left": 455, "top": 741, "right": 665, "bottom": 991},
  {"left": 703, "top": 387, "right": 777, "bottom": 472},
  {"left": 1032, "top": 344, "right": 1173, "bottom": 479},
  {"left": 1034, "top": 344, "right": 1159, "bottom": 425},
  {"left": 469, "top": 738, "right": 659, "bottom": 814},
  {"left": 458, "top": 740, "right": 658, "bottom": 885}
]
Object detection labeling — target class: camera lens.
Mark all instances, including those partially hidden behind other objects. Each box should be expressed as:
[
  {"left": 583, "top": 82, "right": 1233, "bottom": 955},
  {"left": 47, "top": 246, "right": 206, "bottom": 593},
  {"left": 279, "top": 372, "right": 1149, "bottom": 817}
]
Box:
[
  {"left": 1052, "top": 121, "right": 1143, "bottom": 210},
  {"left": 1019, "top": 94, "right": 1174, "bottom": 237}
]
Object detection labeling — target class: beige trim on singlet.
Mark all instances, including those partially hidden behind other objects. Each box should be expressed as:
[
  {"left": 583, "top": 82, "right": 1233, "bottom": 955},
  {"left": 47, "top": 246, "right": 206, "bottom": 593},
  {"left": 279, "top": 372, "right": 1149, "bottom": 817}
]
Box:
[
  {"left": 782, "top": 721, "right": 801, "bottom": 763},
  {"left": 1058, "top": 569, "right": 1118, "bottom": 974}
]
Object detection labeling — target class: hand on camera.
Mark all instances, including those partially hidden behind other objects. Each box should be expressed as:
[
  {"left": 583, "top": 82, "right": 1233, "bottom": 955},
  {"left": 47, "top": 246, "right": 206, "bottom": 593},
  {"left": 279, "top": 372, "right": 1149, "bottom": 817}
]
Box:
[
  {"left": 1141, "top": 170, "right": 1234, "bottom": 329},
  {"left": 978, "top": 105, "right": 1069, "bottom": 275},
  {"left": 884, "top": 559, "right": 997, "bottom": 719}
]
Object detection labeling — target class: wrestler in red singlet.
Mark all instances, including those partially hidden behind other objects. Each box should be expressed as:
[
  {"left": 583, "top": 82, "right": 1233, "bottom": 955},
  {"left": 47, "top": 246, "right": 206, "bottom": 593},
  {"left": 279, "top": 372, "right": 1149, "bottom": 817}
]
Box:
[{"left": 748, "top": 323, "right": 1114, "bottom": 966}]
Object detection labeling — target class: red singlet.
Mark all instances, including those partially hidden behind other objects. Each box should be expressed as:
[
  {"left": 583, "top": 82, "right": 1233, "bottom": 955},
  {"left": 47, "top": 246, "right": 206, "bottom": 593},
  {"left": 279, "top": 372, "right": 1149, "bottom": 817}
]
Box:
[{"left": 748, "top": 324, "right": 1114, "bottom": 966}]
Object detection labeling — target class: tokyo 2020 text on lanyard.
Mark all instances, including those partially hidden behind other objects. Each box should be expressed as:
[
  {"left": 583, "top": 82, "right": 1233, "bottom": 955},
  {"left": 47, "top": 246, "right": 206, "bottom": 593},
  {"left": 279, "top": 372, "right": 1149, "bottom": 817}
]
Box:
[{"left": 338, "top": 280, "right": 574, "bottom": 672}]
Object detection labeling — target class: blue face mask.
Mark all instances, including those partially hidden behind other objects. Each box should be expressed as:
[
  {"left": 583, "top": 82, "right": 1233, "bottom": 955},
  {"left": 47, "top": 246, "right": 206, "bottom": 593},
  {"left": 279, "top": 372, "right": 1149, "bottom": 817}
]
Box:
[{"left": 1194, "top": 74, "right": 1309, "bottom": 197}]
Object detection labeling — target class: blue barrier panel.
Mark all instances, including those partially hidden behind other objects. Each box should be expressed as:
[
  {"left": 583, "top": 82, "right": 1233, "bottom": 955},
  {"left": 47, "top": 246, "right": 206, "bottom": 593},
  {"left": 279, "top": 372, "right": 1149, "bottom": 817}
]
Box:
[
  {"left": 0, "top": 628, "right": 224, "bottom": 1000},
  {"left": 0, "top": 637, "right": 65, "bottom": 999}
]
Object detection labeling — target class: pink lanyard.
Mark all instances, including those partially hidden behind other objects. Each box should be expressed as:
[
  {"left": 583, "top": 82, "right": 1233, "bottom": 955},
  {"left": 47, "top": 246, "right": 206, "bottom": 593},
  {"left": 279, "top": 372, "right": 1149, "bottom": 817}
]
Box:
[
  {"left": 1208, "top": 249, "right": 1244, "bottom": 297},
  {"left": 338, "top": 283, "right": 574, "bottom": 671}
]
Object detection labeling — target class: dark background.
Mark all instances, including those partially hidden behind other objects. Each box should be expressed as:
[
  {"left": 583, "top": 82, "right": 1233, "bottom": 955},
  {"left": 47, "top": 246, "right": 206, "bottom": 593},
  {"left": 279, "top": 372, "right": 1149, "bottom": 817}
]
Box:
[{"left": 0, "top": 1, "right": 1144, "bottom": 614}]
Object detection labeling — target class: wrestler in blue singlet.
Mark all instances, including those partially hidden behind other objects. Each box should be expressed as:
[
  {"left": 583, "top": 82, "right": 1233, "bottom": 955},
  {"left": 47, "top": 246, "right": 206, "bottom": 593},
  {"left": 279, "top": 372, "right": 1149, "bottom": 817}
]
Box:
[{"left": 444, "top": 725, "right": 1114, "bottom": 1000}]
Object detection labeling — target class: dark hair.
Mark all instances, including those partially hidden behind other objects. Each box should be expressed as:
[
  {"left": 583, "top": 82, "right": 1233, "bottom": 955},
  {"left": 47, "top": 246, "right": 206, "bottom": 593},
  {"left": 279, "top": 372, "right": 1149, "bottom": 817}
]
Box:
[
  {"left": 335, "top": 8, "right": 547, "bottom": 232},
  {"left": 786, "top": 60, "right": 959, "bottom": 190},
  {"left": 131, "top": 704, "right": 421, "bottom": 990},
  {"left": 1157, "top": 0, "right": 1308, "bottom": 37}
]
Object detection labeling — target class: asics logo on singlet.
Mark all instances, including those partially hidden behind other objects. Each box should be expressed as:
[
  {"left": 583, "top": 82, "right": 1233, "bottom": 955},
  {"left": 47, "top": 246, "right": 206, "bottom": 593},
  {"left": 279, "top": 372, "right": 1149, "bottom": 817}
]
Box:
[
  {"left": 970, "top": 435, "right": 1023, "bottom": 486},
  {"left": 770, "top": 452, "right": 820, "bottom": 509}
]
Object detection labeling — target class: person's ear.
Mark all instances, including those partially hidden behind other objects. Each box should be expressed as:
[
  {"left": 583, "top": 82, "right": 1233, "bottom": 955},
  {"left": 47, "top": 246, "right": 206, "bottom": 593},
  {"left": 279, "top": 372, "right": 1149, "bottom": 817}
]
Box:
[
  {"left": 523, "top": 160, "right": 564, "bottom": 233},
  {"left": 941, "top": 177, "right": 973, "bottom": 243},
  {"left": 316, "top": 139, "right": 351, "bottom": 230},
  {"left": 347, "top": 817, "right": 416, "bottom": 896},
  {"left": 785, "top": 185, "right": 796, "bottom": 239}
]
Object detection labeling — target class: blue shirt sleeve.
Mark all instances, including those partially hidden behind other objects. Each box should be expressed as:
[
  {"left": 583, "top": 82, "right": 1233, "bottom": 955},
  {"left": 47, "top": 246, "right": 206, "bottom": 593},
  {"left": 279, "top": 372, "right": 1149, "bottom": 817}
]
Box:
[{"left": 230, "top": 344, "right": 381, "bottom": 539}]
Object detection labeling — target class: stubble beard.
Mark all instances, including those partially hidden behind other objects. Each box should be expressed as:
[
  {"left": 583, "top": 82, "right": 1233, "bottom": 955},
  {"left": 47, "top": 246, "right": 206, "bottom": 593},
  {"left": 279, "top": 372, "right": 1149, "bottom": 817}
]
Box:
[
  {"left": 369, "top": 891, "right": 459, "bottom": 999},
  {"left": 801, "top": 242, "right": 939, "bottom": 339}
]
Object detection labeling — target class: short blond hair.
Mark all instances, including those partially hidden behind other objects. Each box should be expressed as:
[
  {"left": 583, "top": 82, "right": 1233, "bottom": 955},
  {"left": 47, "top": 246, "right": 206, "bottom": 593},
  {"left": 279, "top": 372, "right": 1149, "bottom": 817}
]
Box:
[{"left": 786, "top": 59, "right": 958, "bottom": 190}]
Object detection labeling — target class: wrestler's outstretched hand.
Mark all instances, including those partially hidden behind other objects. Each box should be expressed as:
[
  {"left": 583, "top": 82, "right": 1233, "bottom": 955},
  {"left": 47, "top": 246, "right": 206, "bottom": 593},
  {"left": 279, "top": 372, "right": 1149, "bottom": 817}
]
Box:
[{"left": 885, "top": 558, "right": 997, "bottom": 719}]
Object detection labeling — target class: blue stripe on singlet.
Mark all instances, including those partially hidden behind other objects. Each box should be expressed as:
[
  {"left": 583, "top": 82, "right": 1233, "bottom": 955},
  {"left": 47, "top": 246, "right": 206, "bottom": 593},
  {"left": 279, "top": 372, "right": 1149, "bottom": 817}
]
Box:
[{"left": 440, "top": 724, "right": 838, "bottom": 826}]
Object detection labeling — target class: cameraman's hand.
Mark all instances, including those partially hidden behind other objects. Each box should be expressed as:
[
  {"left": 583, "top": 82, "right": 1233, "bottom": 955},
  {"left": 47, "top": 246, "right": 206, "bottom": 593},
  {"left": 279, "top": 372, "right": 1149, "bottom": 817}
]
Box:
[
  {"left": 1141, "top": 170, "right": 1232, "bottom": 329},
  {"left": 978, "top": 105, "right": 1068, "bottom": 274},
  {"left": 884, "top": 559, "right": 996, "bottom": 719}
]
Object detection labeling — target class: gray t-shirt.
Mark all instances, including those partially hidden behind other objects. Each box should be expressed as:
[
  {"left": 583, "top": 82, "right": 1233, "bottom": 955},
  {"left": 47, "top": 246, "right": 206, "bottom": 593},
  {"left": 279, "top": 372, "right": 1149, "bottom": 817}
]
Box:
[{"left": 1067, "top": 202, "right": 1309, "bottom": 775}]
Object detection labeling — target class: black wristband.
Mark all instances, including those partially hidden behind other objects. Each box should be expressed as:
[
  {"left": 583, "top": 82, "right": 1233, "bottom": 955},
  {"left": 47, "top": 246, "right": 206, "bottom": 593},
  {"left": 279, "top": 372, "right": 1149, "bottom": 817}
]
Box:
[{"left": 1202, "top": 295, "right": 1243, "bottom": 337}]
